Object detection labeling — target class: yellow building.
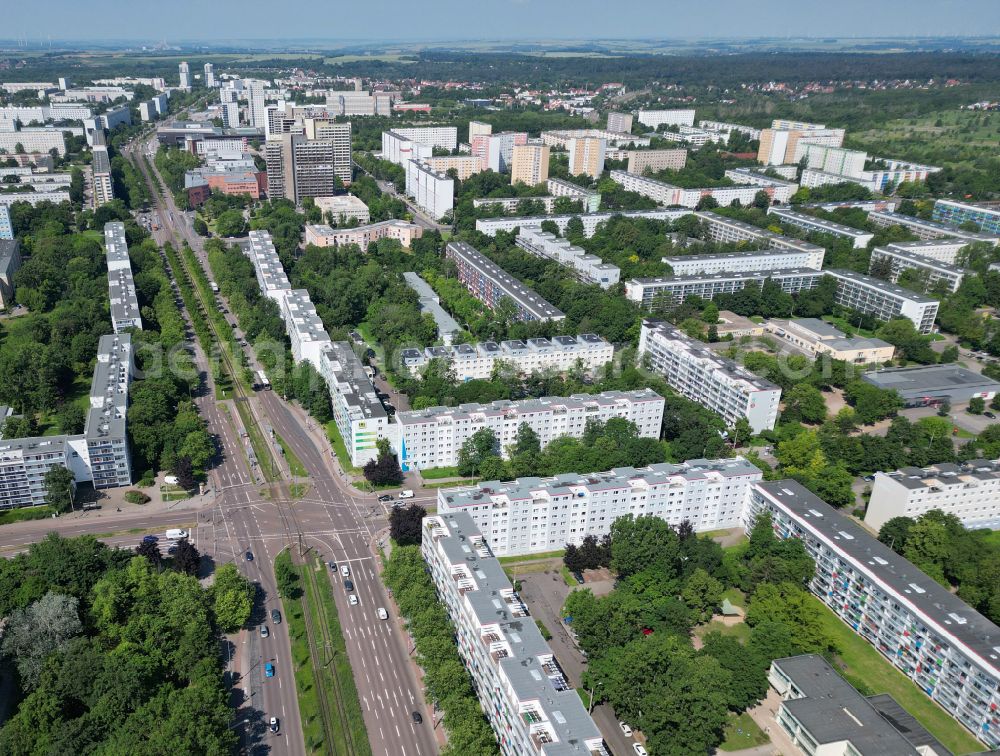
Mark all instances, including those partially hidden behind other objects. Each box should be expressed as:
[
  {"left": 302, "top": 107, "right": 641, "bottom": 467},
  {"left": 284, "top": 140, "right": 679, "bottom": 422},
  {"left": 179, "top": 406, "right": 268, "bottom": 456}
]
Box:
[{"left": 510, "top": 143, "right": 550, "bottom": 187}]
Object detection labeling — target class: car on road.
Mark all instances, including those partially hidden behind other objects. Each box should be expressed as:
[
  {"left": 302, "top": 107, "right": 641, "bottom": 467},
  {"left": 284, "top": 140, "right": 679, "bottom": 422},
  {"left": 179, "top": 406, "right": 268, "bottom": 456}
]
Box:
[
  {"left": 271, "top": 609, "right": 281, "bottom": 624},
  {"left": 245, "top": 551, "right": 254, "bottom": 561},
  {"left": 619, "top": 722, "right": 633, "bottom": 737},
  {"left": 633, "top": 745, "right": 647, "bottom": 756},
  {"left": 377, "top": 607, "right": 389, "bottom": 620},
  {"left": 340, "top": 564, "right": 350, "bottom": 577},
  {"left": 142, "top": 535, "right": 158, "bottom": 543},
  {"left": 260, "top": 625, "right": 269, "bottom": 638},
  {"left": 399, "top": 490, "right": 414, "bottom": 499},
  {"left": 377, "top": 494, "right": 393, "bottom": 502},
  {"left": 269, "top": 717, "right": 279, "bottom": 734},
  {"left": 344, "top": 579, "right": 354, "bottom": 592},
  {"left": 167, "top": 545, "right": 178, "bottom": 555},
  {"left": 265, "top": 663, "right": 275, "bottom": 678},
  {"left": 411, "top": 711, "right": 423, "bottom": 724},
  {"left": 328, "top": 561, "right": 337, "bottom": 570},
  {"left": 349, "top": 595, "right": 359, "bottom": 606},
  {"left": 985, "top": 411, "right": 997, "bottom": 419}
]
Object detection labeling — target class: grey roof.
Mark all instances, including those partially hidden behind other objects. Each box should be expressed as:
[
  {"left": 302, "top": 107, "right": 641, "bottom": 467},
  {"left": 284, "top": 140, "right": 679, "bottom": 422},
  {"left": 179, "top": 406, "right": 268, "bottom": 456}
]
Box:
[
  {"left": 320, "top": 341, "right": 386, "bottom": 421},
  {"left": 769, "top": 206, "right": 874, "bottom": 237},
  {"left": 403, "top": 271, "right": 461, "bottom": 338},
  {"left": 757, "top": 480, "right": 1000, "bottom": 676},
  {"left": 0, "top": 239, "right": 19, "bottom": 272},
  {"left": 881, "top": 459, "right": 1000, "bottom": 492},
  {"left": 773, "top": 655, "right": 933, "bottom": 755},
  {"left": 85, "top": 333, "right": 132, "bottom": 441},
  {"left": 862, "top": 364, "right": 1000, "bottom": 396},
  {"left": 790, "top": 317, "right": 847, "bottom": 339},
  {"left": 826, "top": 268, "right": 940, "bottom": 305},
  {"left": 866, "top": 695, "right": 953, "bottom": 756},
  {"left": 631, "top": 267, "right": 822, "bottom": 286}
]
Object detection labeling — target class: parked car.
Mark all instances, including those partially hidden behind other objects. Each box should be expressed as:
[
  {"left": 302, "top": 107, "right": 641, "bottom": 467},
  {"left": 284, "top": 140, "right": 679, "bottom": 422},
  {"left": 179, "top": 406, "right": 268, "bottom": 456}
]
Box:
[
  {"left": 142, "top": 535, "right": 158, "bottom": 543},
  {"left": 271, "top": 609, "right": 281, "bottom": 624},
  {"left": 619, "top": 722, "right": 633, "bottom": 737},
  {"left": 269, "top": 717, "right": 279, "bottom": 733},
  {"left": 328, "top": 561, "right": 337, "bottom": 570},
  {"left": 377, "top": 607, "right": 389, "bottom": 620},
  {"left": 411, "top": 711, "right": 423, "bottom": 724},
  {"left": 260, "top": 625, "right": 269, "bottom": 638},
  {"left": 985, "top": 411, "right": 997, "bottom": 419},
  {"left": 265, "top": 663, "right": 275, "bottom": 678},
  {"left": 633, "top": 745, "right": 647, "bottom": 756}
]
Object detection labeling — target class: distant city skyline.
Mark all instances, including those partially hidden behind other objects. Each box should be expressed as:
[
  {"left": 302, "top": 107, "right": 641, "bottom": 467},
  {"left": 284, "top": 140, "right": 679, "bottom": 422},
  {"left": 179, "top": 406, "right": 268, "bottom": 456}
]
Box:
[{"left": 1, "top": 0, "right": 997, "bottom": 42}]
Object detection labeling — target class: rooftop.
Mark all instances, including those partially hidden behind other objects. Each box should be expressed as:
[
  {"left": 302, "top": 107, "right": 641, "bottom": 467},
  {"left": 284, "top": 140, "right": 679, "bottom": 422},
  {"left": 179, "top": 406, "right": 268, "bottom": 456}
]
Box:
[
  {"left": 769, "top": 206, "right": 874, "bottom": 237},
  {"left": 826, "top": 269, "right": 940, "bottom": 305},
  {"left": 862, "top": 364, "right": 1000, "bottom": 395},
  {"left": 880, "top": 459, "right": 1000, "bottom": 492}
]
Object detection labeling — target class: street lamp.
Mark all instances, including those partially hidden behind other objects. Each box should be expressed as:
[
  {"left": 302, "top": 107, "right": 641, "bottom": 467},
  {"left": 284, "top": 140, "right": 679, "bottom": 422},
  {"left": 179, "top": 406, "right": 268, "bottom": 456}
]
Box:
[{"left": 587, "top": 681, "right": 603, "bottom": 713}]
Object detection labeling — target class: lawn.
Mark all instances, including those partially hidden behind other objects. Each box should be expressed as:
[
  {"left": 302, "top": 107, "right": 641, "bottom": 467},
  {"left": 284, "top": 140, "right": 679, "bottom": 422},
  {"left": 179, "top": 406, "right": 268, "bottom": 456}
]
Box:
[
  {"left": 719, "top": 712, "right": 769, "bottom": 752},
  {"left": 694, "top": 618, "right": 751, "bottom": 644},
  {"left": 498, "top": 548, "right": 566, "bottom": 564},
  {"left": 418, "top": 465, "right": 463, "bottom": 480},
  {"left": 0, "top": 505, "right": 55, "bottom": 526},
  {"left": 721, "top": 587, "right": 747, "bottom": 609},
  {"left": 274, "top": 432, "right": 308, "bottom": 477},
  {"left": 325, "top": 420, "right": 359, "bottom": 474},
  {"left": 810, "top": 595, "right": 985, "bottom": 755}
]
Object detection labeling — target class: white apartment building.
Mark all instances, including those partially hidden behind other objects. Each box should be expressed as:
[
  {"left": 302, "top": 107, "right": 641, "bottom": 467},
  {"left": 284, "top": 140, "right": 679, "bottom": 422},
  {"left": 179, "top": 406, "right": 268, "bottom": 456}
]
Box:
[
  {"left": 104, "top": 222, "right": 142, "bottom": 333},
  {"left": 540, "top": 129, "right": 649, "bottom": 149},
  {"left": 0, "top": 206, "right": 11, "bottom": 239},
  {"left": 0, "top": 129, "right": 66, "bottom": 156},
  {"left": 609, "top": 170, "right": 764, "bottom": 208},
  {"left": 627, "top": 269, "right": 822, "bottom": 310},
  {"left": 476, "top": 209, "right": 688, "bottom": 237},
  {"left": 280, "top": 289, "right": 333, "bottom": 370},
  {"left": 400, "top": 334, "right": 614, "bottom": 381},
  {"left": 421, "top": 512, "right": 608, "bottom": 755},
  {"left": 796, "top": 144, "right": 867, "bottom": 177},
  {"left": 545, "top": 178, "right": 602, "bottom": 211},
  {"left": 402, "top": 272, "right": 461, "bottom": 345},
  {"left": 246, "top": 230, "right": 291, "bottom": 305},
  {"left": 437, "top": 457, "right": 762, "bottom": 554},
  {"left": 723, "top": 168, "right": 799, "bottom": 204},
  {"left": 405, "top": 160, "right": 454, "bottom": 220},
  {"left": 381, "top": 130, "right": 433, "bottom": 166},
  {"left": 655, "top": 126, "right": 728, "bottom": 148},
  {"left": 885, "top": 240, "right": 971, "bottom": 266},
  {"left": 0, "top": 192, "right": 70, "bottom": 208},
  {"left": 637, "top": 109, "right": 697, "bottom": 129},
  {"left": 304, "top": 220, "right": 422, "bottom": 252},
  {"left": 745, "top": 480, "right": 1000, "bottom": 751},
  {"left": 639, "top": 319, "right": 781, "bottom": 433},
  {"left": 178, "top": 62, "right": 191, "bottom": 90},
  {"left": 866, "top": 460, "right": 1000, "bottom": 531},
  {"left": 869, "top": 246, "right": 967, "bottom": 294},
  {"left": 515, "top": 227, "right": 620, "bottom": 288},
  {"left": 390, "top": 125, "right": 457, "bottom": 151},
  {"left": 626, "top": 148, "right": 688, "bottom": 175},
  {"left": 606, "top": 112, "right": 633, "bottom": 133},
  {"left": 247, "top": 81, "right": 267, "bottom": 129},
  {"left": 757, "top": 123, "right": 846, "bottom": 165},
  {"left": 767, "top": 206, "right": 875, "bottom": 248},
  {"left": 868, "top": 211, "right": 1000, "bottom": 246},
  {"left": 318, "top": 342, "right": 388, "bottom": 467},
  {"left": 826, "top": 269, "right": 940, "bottom": 334},
  {"left": 204, "top": 63, "right": 216, "bottom": 88},
  {"left": 396, "top": 390, "right": 663, "bottom": 472},
  {"left": 468, "top": 121, "right": 492, "bottom": 140},
  {"left": 698, "top": 120, "right": 762, "bottom": 140},
  {"left": 663, "top": 245, "right": 824, "bottom": 276}
]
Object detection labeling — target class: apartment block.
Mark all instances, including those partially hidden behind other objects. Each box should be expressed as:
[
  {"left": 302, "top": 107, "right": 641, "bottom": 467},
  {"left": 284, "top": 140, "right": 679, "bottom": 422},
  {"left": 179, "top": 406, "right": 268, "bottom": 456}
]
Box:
[
  {"left": 662, "top": 247, "right": 824, "bottom": 276},
  {"left": 472, "top": 132, "right": 528, "bottom": 173},
  {"left": 92, "top": 134, "right": 115, "bottom": 208},
  {"left": 280, "top": 289, "right": 333, "bottom": 370},
  {"left": 468, "top": 121, "right": 492, "bottom": 140},
  {"left": 304, "top": 220, "right": 423, "bottom": 252},
  {"left": 768, "top": 206, "right": 874, "bottom": 248},
  {"left": 402, "top": 272, "right": 461, "bottom": 345},
  {"left": 609, "top": 170, "right": 766, "bottom": 208},
  {"left": 626, "top": 148, "right": 688, "bottom": 175},
  {"left": 655, "top": 126, "right": 727, "bottom": 147},
  {"left": 606, "top": 112, "right": 633, "bottom": 133},
  {"left": 698, "top": 120, "right": 763, "bottom": 140},
  {"left": 265, "top": 132, "right": 350, "bottom": 203},
  {"left": 389, "top": 126, "right": 457, "bottom": 151},
  {"left": 404, "top": 160, "right": 454, "bottom": 220},
  {"left": 381, "top": 130, "right": 433, "bottom": 165},
  {"left": 178, "top": 62, "right": 191, "bottom": 90},
  {"left": 744, "top": 479, "right": 1000, "bottom": 750},
  {"left": 567, "top": 137, "right": 606, "bottom": 178},
  {"left": 515, "top": 227, "right": 620, "bottom": 288},
  {"left": 421, "top": 512, "right": 608, "bottom": 755},
  {"left": 246, "top": 230, "right": 292, "bottom": 305},
  {"left": 400, "top": 334, "right": 614, "bottom": 382},
  {"left": 0, "top": 206, "right": 11, "bottom": 239},
  {"left": 438, "top": 457, "right": 760, "bottom": 553},
  {"left": 826, "top": 269, "right": 940, "bottom": 334},
  {"left": 0, "top": 129, "right": 66, "bottom": 156},
  {"left": 510, "top": 143, "right": 550, "bottom": 186},
  {"left": 546, "top": 178, "right": 602, "bottom": 212},
  {"left": 869, "top": 246, "right": 967, "bottom": 294},
  {"left": 638, "top": 319, "right": 780, "bottom": 433},
  {"left": 0, "top": 239, "right": 22, "bottom": 308},
  {"left": 104, "top": 222, "right": 142, "bottom": 333},
  {"left": 396, "top": 389, "right": 663, "bottom": 472},
  {"left": 422, "top": 154, "right": 486, "bottom": 181},
  {"left": 301, "top": 119, "right": 352, "bottom": 186},
  {"left": 326, "top": 89, "right": 395, "bottom": 117},
  {"left": 541, "top": 129, "right": 649, "bottom": 150},
  {"left": 765, "top": 318, "right": 895, "bottom": 364},
  {"left": 314, "top": 194, "right": 370, "bottom": 224},
  {"left": 0, "top": 191, "right": 70, "bottom": 208},
  {"left": 626, "top": 269, "right": 822, "bottom": 310},
  {"left": 318, "top": 341, "right": 388, "bottom": 468},
  {"left": 886, "top": 239, "right": 971, "bottom": 265},
  {"left": 445, "top": 241, "right": 565, "bottom": 322},
  {"left": 475, "top": 209, "right": 686, "bottom": 237},
  {"left": 933, "top": 199, "right": 1000, "bottom": 235},
  {"left": 868, "top": 211, "right": 1000, "bottom": 245},
  {"left": 757, "top": 122, "right": 845, "bottom": 165},
  {"left": 636, "top": 109, "right": 697, "bottom": 129},
  {"left": 796, "top": 143, "right": 867, "bottom": 177},
  {"left": 723, "top": 168, "right": 799, "bottom": 204}
]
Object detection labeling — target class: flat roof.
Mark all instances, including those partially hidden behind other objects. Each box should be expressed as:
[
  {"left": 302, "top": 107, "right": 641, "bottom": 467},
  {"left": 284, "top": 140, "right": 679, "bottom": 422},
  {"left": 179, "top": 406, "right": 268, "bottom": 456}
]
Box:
[
  {"left": 826, "top": 268, "right": 940, "bottom": 305},
  {"left": 862, "top": 364, "right": 1000, "bottom": 396},
  {"left": 770, "top": 207, "right": 874, "bottom": 237}
]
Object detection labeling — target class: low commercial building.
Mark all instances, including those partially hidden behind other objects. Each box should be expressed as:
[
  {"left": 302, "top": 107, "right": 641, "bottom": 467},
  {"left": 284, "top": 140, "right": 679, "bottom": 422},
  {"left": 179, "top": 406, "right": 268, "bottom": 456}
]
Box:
[
  {"left": 768, "top": 655, "right": 951, "bottom": 756},
  {"left": 184, "top": 162, "right": 266, "bottom": 203},
  {"left": 396, "top": 389, "right": 663, "bottom": 472},
  {"left": 625, "top": 148, "right": 688, "bottom": 174},
  {"left": 826, "top": 269, "right": 939, "bottom": 334},
  {"left": 313, "top": 194, "right": 370, "bottom": 224},
  {"left": 437, "top": 457, "right": 760, "bottom": 552},
  {"left": 866, "top": 460, "right": 1000, "bottom": 532},
  {"left": 0, "top": 239, "right": 22, "bottom": 308},
  {"left": 475, "top": 208, "right": 685, "bottom": 237},
  {"left": 933, "top": 198, "right": 1000, "bottom": 235},
  {"left": 639, "top": 319, "right": 781, "bottom": 433},
  {"left": 637, "top": 109, "right": 697, "bottom": 129},
  {"left": 421, "top": 512, "right": 608, "bottom": 755},
  {"left": 869, "top": 246, "right": 967, "bottom": 294},
  {"left": 402, "top": 272, "right": 460, "bottom": 345},
  {"left": 861, "top": 364, "right": 1000, "bottom": 407},
  {"left": 662, "top": 246, "right": 824, "bottom": 276},
  {"left": 404, "top": 160, "right": 454, "bottom": 220},
  {"left": 609, "top": 170, "right": 771, "bottom": 208},
  {"left": 765, "top": 318, "right": 895, "bottom": 363},
  {"left": 868, "top": 211, "right": 1000, "bottom": 246},
  {"left": 445, "top": 241, "right": 565, "bottom": 322},
  {"left": 713, "top": 310, "right": 764, "bottom": 339},
  {"left": 104, "top": 222, "right": 142, "bottom": 333},
  {"left": 745, "top": 479, "right": 1000, "bottom": 751},
  {"left": 626, "top": 268, "right": 822, "bottom": 310},
  {"left": 723, "top": 168, "right": 799, "bottom": 204},
  {"left": 515, "top": 227, "right": 620, "bottom": 288},
  {"left": 304, "top": 220, "right": 422, "bottom": 252},
  {"left": 400, "top": 334, "right": 614, "bottom": 381},
  {"left": 768, "top": 206, "right": 875, "bottom": 248}
]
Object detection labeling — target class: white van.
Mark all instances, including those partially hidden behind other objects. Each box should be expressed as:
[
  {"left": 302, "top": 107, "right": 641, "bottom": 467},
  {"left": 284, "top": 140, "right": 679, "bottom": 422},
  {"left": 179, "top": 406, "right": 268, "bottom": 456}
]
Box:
[
  {"left": 165, "top": 529, "right": 189, "bottom": 540},
  {"left": 398, "top": 490, "right": 414, "bottom": 499}
]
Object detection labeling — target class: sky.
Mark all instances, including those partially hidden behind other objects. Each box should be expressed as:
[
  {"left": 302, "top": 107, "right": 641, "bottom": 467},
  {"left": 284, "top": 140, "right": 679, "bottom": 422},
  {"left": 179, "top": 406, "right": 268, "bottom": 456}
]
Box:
[{"left": 3, "top": 0, "right": 998, "bottom": 43}]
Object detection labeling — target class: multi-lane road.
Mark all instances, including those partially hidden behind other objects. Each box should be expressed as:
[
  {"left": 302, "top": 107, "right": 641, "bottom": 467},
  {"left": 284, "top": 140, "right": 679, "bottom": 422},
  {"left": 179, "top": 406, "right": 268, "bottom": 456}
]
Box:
[{"left": 1, "top": 134, "right": 439, "bottom": 756}]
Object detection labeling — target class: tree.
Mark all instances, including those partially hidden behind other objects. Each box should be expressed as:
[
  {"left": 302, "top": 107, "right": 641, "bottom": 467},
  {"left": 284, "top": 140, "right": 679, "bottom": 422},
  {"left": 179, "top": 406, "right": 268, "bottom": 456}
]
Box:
[
  {"left": 456, "top": 428, "right": 500, "bottom": 477},
  {"left": 844, "top": 381, "right": 903, "bottom": 425},
  {"left": 784, "top": 383, "right": 827, "bottom": 424},
  {"left": 212, "top": 563, "right": 254, "bottom": 633},
  {"left": 477, "top": 455, "right": 510, "bottom": 481},
  {"left": 939, "top": 345, "right": 959, "bottom": 364},
  {"left": 172, "top": 538, "right": 201, "bottom": 576},
  {"left": 511, "top": 422, "right": 541, "bottom": 456},
  {"left": 135, "top": 539, "right": 162, "bottom": 567},
  {"left": 681, "top": 568, "right": 723, "bottom": 622},
  {"left": 213, "top": 209, "right": 247, "bottom": 237},
  {"left": 903, "top": 519, "right": 951, "bottom": 584},
  {"left": 390, "top": 504, "right": 427, "bottom": 546},
  {"left": 173, "top": 456, "right": 197, "bottom": 491},
  {"left": 610, "top": 515, "right": 679, "bottom": 580},
  {"left": 968, "top": 397, "right": 985, "bottom": 415},
  {"left": 44, "top": 465, "right": 75, "bottom": 513},
  {"left": 364, "top": 438, "right": 404, "bottom": 485},
  {"left": 752, "top": 190, "right": 771, "bottom": 210},
  {"left": 746, "top": 582, "right": 838, "bottom": 655},
  {"left": 0, "top": 591, "right": 83, "bottom": 689},
  {"left": 180, "top": 429, "right": 215, "bottom": 470},
  {"left": 878, "top": 516, "right": 915, "bottom": 552},
  {"left": 701, "top": 631, "right": 768, "bottom": 711},
  {"left": 274, "top": 556, "right": 301, "bottom": 600}
]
